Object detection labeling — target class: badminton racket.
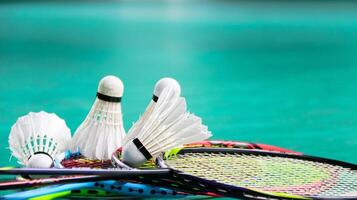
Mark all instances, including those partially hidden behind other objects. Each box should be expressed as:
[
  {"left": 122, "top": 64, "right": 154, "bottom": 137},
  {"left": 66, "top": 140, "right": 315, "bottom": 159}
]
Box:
[{"left": 113, "top": 146, "right": 357, "bottom": 199}]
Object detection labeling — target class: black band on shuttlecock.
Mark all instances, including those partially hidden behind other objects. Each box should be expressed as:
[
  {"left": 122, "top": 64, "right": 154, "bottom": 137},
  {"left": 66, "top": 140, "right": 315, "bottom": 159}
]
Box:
[
  {"left": 97, "top": 92, "right": 122, "bottom": 102},
  {"left": 152, "top": 95, "right": 159, "bottom": 102},
  {"left": 132, "top": 138, "right": 152, "bottom": 160}
]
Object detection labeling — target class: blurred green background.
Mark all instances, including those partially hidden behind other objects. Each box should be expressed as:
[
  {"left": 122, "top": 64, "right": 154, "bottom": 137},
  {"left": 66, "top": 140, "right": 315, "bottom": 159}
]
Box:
[{"left": 0, "top": 0, "right": 357, "bottom": 169}]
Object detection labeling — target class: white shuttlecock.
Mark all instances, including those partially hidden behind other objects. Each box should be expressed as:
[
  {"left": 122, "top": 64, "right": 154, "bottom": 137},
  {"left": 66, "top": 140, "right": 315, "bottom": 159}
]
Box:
[
  {"left": 121, "top": 78, "right": 212, "bottom": 167},
  {"left": 71, "top": 75, "right": 126, "bottom": 160},
  {"left": 122, "top": 77, "right": 181, "bottom": 146},
  {"left": 9, "top": 111, "right": 71, "bottom": 168}
]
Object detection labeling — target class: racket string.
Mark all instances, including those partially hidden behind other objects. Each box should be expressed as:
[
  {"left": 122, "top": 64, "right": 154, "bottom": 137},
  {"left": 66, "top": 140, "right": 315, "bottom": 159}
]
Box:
[{"left": 165, "top": 152, "right": 357, "bottom": 197}]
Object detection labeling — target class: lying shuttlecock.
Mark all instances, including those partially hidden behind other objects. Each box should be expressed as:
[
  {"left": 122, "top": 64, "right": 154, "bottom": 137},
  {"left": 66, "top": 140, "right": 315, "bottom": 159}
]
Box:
[
  {"left": 122, "top": 77, "right": 181, "bottom": 146},
  {"left": 121, "top": 77, "right": 212, "bottom": 167},
  {"left": 9, "top": 111, "right": 71, "bottom": 168},
  {"left": 71, "top": 75, "right": 126, "bottom": 160}
]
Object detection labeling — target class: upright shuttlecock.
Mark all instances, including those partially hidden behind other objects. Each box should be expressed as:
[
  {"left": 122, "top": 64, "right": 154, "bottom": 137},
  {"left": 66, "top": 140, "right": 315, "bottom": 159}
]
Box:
[
  {"left": 122, "top": 77, "right": 212, "bottom": 167},
  {"left": 71, "top": 75, "right": 126, "bottom": 160},
  {"left": 9, "top": 111, "right": 71, "bottom": 168}
]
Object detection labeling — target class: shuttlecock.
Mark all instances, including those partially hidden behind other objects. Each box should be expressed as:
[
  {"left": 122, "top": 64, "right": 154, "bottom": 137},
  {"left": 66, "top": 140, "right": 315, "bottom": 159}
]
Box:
[
  {"left": 9, "top": 111, "right": 71, "bottom": 168},
  {"left": 122, "top": 77, "right": 181, "bottom": 146},
  {"left": 121, "top": 77, "right": 212, "bottom": 167},
  {"left": 71, "top": 75, "right": 126, "bottom": 160}
]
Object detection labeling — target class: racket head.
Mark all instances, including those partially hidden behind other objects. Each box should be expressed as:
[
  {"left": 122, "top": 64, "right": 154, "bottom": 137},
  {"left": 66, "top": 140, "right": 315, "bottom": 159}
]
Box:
[
  {"left": 157, "top": 147, "right": 357, "bottom": 199},
  {"left": 111, "top": 140, "right": 304, "bottom": 198}
]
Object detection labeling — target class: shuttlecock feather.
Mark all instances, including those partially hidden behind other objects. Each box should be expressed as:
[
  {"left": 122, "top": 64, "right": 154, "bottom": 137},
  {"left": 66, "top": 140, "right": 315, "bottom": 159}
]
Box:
[
  {"left": 8, "top": 111, "right": 71, "bottom": 168},
  {"left": 122, "top": 77, "right": 181, "bottom": 145},
  {"left": 122, "top": 77, "right": 212, "bottom": 167},
  {"left": 71, "top": 75, "right": 126, "bottom": 160}
]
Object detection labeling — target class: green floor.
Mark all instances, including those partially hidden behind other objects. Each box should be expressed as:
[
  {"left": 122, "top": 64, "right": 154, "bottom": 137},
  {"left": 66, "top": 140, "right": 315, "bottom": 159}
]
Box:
[{"left": 0, "top": 1, "right": 357, "bottom": 170}]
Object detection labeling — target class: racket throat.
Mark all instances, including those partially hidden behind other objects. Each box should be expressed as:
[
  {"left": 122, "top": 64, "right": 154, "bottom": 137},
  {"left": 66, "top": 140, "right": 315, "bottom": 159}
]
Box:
[{"left": 122, "top": 138, "right": 152, "bottom": 167}]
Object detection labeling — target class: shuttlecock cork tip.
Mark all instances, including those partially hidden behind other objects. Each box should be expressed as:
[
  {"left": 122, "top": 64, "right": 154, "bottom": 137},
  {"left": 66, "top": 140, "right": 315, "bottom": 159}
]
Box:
[
  {"left": 153, "top": 77, "right": 181, "bottom": 100},
  {"left": 97, "top": 75, "right": 124, "bottom": 98},
  {"left": 28, "top": 153, "right": 53, "bottom": 168}
]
